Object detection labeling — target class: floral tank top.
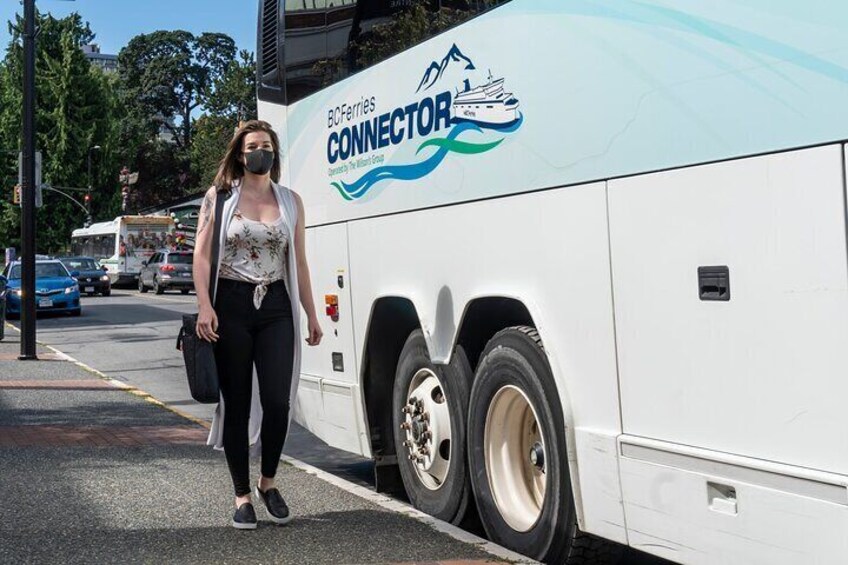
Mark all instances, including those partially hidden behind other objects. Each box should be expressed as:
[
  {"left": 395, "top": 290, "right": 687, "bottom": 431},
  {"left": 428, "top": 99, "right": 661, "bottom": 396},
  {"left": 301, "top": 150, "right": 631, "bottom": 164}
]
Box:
[{"left": 219, "top": 208, "right": 290, "bottom": 309}]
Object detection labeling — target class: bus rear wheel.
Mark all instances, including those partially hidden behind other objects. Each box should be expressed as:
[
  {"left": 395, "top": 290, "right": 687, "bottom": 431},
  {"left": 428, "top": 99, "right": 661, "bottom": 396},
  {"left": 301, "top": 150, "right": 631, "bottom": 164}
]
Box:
[
  {"left": 468, "top": 326, "right": 622, "bottom": 565},
  {"left": 392, "top": 329, "right": 472, "bottom": 524}
]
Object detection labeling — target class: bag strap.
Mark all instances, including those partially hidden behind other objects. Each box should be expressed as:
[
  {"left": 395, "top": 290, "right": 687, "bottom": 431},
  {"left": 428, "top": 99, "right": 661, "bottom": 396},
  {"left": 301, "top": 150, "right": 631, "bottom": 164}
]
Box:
[{"left": 208, "top": 189, "right": 229, "bottom": 302}]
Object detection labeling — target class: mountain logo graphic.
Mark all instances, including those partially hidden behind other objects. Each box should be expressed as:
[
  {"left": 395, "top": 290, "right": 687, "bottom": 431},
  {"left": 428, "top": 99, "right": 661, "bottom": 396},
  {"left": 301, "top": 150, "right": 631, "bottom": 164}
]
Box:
[
  {"left": 416, "top": 43, "right": 475, "bottom": 92},
  {"left": 329, "top": 45, "right": 523, "bottom": 202}
]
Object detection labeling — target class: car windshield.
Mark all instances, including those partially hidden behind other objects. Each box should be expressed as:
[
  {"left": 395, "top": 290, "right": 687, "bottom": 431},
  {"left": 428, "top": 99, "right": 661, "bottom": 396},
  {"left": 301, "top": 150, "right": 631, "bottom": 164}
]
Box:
[
  {"left": 9, "top": 263, "right": 69, "bottom": 279},
  {"left": 168, "top": 254, "right": 193, "bottom": 264},
  {"left": 61, "top": 258, "right": 98, "bottom": 271}
]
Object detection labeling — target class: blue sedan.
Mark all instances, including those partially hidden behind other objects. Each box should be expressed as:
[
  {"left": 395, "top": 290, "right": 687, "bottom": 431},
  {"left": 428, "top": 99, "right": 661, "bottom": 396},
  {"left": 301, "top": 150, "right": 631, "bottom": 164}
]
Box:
[{"left": 2, "top": 260, "right": 81, "bottom": 318}]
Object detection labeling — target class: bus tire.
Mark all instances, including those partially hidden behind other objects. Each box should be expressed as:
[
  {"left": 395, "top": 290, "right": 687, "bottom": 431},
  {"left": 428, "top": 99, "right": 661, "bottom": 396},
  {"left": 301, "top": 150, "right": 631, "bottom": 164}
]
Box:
[
  {"left": 392, "top": 329, "right": 472, "bottom": 524},
  {"left": 468, "top": 326, "right": 622, "bottom": 565}
]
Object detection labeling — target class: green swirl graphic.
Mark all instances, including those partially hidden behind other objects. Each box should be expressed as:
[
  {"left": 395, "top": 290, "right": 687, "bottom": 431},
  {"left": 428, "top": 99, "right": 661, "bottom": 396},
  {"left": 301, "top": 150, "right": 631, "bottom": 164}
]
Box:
[
  {"left": 415, "top": 136, "right": 503, "bottom": 155},
  {"left": 331, "top": 182, "right": 354, "bottom": 201}
]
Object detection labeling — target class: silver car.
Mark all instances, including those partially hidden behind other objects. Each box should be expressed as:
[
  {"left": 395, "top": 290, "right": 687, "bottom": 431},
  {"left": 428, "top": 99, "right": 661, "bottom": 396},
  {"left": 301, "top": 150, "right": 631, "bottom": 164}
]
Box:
[{"left": 138, "top": 250, "right": 194, "bottom": 295}]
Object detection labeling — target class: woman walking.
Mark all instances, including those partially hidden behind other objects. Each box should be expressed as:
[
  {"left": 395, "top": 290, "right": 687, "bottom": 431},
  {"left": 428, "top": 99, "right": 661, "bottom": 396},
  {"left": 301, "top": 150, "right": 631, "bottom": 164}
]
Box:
[{"left": 192, "top": 120, "right": 323, "bottom": 529}]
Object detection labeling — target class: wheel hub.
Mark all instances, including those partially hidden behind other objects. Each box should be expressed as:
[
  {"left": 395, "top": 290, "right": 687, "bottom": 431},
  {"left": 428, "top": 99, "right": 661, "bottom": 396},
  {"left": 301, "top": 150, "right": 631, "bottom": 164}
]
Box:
[
  {"left": 484, "top": 385, "right": 547, "bottom": 532},
  {"left": 400, "top": 368, "right": 452, "bottom": 491},
  {"left": 529, "top": 442, "right": 545, "bottom": 472}
]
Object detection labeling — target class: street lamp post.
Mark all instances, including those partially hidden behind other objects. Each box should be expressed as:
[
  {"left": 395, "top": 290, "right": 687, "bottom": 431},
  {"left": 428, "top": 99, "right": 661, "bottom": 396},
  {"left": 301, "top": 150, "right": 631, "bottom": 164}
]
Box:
[{"left": 19, "top": 0, "right": 37, "bottom": 360}]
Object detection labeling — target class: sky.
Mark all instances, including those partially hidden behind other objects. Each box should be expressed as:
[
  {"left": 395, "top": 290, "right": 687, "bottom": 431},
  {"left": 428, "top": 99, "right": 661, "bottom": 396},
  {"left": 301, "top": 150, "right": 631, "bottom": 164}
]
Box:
[{"left": 0, "top": 0, "right": 258, "bottom": 56}]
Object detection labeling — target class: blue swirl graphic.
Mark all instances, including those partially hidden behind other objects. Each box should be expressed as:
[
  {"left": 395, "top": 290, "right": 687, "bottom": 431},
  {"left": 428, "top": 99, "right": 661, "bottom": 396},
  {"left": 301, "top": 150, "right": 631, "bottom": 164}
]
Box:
[{"left": 332, "top": 114, "right": 524, "bottom": 201}]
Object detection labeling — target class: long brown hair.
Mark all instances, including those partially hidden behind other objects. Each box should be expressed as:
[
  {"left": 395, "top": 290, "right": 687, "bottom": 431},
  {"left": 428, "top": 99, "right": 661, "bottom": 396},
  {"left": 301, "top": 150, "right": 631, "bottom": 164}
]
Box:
[{"left": 212, "top": 120, "right": 282, "bottom": 191}]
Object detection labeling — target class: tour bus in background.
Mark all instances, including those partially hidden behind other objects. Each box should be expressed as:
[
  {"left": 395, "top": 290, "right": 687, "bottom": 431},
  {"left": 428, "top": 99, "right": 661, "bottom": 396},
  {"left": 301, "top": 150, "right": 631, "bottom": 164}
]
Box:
[
  {"left": 257, "top": 1, "right": 848, "bottom": 563},
  {"left": 71, "top": 215, "right": 175, "bottom": 285}
]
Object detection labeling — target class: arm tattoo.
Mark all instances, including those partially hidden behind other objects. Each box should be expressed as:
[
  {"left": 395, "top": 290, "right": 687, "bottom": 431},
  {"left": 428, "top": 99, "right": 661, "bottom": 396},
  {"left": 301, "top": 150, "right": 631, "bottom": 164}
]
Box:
[{"left": 197, "top": 193, "right": 214, "bottom": 235}]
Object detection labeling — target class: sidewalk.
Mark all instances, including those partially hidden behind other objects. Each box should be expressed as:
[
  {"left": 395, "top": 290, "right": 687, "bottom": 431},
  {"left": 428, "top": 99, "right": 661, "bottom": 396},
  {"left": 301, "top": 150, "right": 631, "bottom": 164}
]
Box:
[{"left": 0, "top": 327, "right": 526, "bottom": 565}]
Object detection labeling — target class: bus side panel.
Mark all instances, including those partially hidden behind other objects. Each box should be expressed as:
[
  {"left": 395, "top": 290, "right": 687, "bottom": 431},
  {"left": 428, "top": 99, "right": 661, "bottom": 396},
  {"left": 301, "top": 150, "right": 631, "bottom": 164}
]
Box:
[
  {"left": 347, "top": 183, "right": 627, "bottom": 540},
  {"left": 287, "top": 0, "right": 848, "bottom": 226},
  {"left": 609, "top": 144, "right": 848, "bottom": 473},
  {"left": 294, "top": 222, "right": 368, "bottom": 456},
  {"left": 608, "top": 145, "right": 848, "bottom": 562}
]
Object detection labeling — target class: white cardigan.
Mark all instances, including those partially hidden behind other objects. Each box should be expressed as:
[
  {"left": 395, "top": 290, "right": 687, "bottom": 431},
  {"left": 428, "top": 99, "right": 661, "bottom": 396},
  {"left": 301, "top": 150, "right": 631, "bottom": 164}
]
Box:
[{"left": 206, "top": 181, "right": 303, "bottom": 454}]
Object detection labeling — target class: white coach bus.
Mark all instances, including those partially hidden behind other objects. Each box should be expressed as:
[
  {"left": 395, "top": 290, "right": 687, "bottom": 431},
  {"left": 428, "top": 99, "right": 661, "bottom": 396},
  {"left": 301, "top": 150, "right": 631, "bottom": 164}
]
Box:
[
  {"left": 71, "top": 215, "right": 175, "bottom": 285},
  {"left": 257, "top": 1, "right": 848, "bottom": 563}
]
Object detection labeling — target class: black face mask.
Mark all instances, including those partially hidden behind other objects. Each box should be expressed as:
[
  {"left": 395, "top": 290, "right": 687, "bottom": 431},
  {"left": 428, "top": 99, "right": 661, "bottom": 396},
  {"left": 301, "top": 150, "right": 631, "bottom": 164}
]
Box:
[{"left": 244, "top": 149, "right": 275, "bottom": 176}]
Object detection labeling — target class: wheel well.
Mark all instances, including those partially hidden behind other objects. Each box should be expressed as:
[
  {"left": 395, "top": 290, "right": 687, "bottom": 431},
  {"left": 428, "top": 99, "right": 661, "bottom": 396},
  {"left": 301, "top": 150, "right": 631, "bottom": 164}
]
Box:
[
  {"left": 362, "top": 297, "right": 420, "bottom": 494},
  {"left": 455, "top": 297, "right": 535, "bottom": 370},
  {"left": 362, "top": 295, "right": 535, "bottom": 495}
]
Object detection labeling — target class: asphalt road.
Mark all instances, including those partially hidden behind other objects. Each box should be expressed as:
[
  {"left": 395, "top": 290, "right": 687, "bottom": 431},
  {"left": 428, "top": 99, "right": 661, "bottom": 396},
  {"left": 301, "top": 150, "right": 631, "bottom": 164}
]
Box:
[{"left": 7, "top": 288, "right": 671, "bottom": 565}]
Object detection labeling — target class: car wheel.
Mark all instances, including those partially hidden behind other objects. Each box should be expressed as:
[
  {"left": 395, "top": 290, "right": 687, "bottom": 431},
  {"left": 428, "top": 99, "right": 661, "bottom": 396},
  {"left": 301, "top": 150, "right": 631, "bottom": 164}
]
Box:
[
  {"left": 468, "top": 326, "right": 623, "bottom": 565},
  {"left": 70, "top": 309, "right": 81, "bottom": 317},
  {"left": 392, "top": 330, "right": 472, "bottom": 524},
  {"left": 138, "top": 277, "right": 148, "bottom": 293},
  {"left": 101, "top": 289, "right": 111, "bottom": 297},
  {"left": 180, "top": 289, "right": 189, "bottom": 295},
  {"left": 154, "top": 277, "right": 164, "bottom": 295},
  {"left": 87, "top": 292, "right": 95, "bottom": 297}
]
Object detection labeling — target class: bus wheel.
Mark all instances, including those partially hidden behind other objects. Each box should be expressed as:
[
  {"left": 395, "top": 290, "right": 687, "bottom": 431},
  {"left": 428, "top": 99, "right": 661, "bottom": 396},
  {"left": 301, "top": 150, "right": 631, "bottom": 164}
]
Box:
[
  {"left": 392, "top": 329, "right": 472, "bottom": 524},
  {"left": 138, "top": 278, "right": 148, "bottom": 293},
  {"left": 468, "top": 326, "right": 621, "bottom": 565}
]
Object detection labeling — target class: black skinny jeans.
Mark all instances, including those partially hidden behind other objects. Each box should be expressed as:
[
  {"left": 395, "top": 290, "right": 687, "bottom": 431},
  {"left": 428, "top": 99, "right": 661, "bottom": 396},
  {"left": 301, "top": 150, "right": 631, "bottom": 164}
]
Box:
[{"left": 213, "top": 277, "right": 295, "bottom": 497}]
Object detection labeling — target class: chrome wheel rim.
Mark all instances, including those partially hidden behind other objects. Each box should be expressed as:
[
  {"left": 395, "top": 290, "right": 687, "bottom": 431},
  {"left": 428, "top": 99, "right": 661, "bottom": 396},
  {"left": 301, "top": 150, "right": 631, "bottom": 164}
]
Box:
[
  {"left": 400, "top": 368, "right": 452, "bottom": 490},
  {"left": 484, "top": 384, "right": 546, "bottom": 532}
]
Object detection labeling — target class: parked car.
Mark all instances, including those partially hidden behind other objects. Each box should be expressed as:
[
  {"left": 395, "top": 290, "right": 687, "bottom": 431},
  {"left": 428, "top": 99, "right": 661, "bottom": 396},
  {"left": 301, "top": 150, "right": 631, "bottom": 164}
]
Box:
[
  {"left": 57, "top": 256, "right": 111, "bottom": 296},
  {"left": 2, "top": 260, "right": 81, "bottom": 318},
  {"left": 138, "top": 250, "right": 194, "bottom": 295}
]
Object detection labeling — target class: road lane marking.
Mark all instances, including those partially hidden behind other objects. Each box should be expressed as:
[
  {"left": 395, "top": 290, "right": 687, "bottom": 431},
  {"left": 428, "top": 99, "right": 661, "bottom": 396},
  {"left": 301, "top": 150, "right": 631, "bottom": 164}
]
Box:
[
  {"left": 4, "top": 320, "right": 538, "bottom": 564},
  {"left": 124, "top": 294, "right": 196, "bottom": 305}
]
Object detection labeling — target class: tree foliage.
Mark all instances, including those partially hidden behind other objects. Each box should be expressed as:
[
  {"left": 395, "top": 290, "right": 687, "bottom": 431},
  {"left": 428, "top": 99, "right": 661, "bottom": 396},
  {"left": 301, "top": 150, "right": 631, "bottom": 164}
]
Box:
[
  {"left": 0, "top": 12, "right": 256, "bottom": 253},
  {"left": 0, "top": 11, "right": 119, "bottom": 253},
  {"left": 118, "top": 31, "right": 236, "bottom": 149},
  {"left": 191, "top": 50, "right": 257, "bottom": 189}
]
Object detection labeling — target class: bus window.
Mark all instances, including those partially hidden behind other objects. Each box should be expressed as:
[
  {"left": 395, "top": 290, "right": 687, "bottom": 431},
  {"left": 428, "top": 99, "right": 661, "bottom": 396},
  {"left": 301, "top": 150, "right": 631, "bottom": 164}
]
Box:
[{"left": 260, "top": 0, "right": 511, "bottom": 105}]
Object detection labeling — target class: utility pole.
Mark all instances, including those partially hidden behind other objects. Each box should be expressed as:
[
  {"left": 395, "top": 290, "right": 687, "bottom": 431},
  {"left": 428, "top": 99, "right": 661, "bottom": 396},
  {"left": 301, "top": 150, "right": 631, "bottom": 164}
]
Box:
[
  {"left": 86, "top": 146, "right": 100, "bottom": 227},
  {"left": 19, "top": 0, "right": 37, "bottom": 360}
]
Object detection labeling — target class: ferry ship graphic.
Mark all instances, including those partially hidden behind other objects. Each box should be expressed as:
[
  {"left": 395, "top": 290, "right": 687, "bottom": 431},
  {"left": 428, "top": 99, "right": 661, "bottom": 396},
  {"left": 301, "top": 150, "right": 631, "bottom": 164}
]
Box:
[{"left": 452, "top": 72, "right": 520, "bottom": 126}]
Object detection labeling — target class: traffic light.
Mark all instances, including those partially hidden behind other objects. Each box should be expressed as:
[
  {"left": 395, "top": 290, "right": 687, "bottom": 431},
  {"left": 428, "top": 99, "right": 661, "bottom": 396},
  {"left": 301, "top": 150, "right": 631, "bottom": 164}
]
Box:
[
  {"left": 12, "top": 184, "right": 21, "bottom": 205},
  {"left": 84, "top": 193, "right": 91, "bottom": 210}
]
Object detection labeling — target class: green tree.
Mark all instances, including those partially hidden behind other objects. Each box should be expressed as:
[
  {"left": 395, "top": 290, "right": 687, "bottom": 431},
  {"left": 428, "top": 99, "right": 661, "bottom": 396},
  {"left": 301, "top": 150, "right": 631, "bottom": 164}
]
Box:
[
  {"left": 0, "top": 11, "right": 119, "bottom": 253},
  {"left": 190, "top": 50, "right": 257, "bottom": 189},
  {"left": 116, "top": 31, "right": 249, "bottom": 208},
  {"left": 118, "top": 30, "right": 236, "bottom": 149}
]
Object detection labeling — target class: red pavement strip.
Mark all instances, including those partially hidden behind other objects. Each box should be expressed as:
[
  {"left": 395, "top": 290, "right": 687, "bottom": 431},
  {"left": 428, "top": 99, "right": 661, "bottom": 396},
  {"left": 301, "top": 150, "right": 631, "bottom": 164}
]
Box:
[
  {"left": 0, "top": 379, "right": 121, "bottom": 390},
  {"left": 0, "top": 425, "right": 208, "bottom": 447}
]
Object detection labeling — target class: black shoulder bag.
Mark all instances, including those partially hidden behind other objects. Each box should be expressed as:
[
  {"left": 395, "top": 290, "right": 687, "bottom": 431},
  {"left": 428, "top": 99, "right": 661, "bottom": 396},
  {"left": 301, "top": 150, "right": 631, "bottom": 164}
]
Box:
[{"left": 176, "top": 189, "right": 228, "bottom": 404}]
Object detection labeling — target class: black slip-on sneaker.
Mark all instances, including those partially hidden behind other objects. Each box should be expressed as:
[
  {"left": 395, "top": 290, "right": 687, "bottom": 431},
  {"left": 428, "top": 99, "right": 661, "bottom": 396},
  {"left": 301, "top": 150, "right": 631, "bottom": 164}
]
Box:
[
  {"left": 255, "top": 486, "right": 292, "bottom": 525},
  {"left": 232, "top": 502, "right": 258, "bottom": 530}
]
